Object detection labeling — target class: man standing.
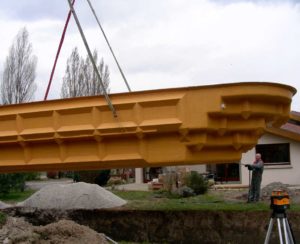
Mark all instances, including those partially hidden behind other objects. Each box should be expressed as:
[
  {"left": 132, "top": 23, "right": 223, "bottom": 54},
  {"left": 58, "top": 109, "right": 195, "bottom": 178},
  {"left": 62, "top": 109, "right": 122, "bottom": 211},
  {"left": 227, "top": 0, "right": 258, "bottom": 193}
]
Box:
[{"left": 246, "top": 153, "right": 264, "bottom": 202}]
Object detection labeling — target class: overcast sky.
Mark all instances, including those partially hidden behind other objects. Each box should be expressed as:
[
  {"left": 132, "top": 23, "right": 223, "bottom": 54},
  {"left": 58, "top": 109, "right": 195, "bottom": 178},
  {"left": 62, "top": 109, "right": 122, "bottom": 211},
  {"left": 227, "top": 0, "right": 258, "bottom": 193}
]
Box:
[{"left": 0, "top": 0, "right": 299, "bottom": 110}]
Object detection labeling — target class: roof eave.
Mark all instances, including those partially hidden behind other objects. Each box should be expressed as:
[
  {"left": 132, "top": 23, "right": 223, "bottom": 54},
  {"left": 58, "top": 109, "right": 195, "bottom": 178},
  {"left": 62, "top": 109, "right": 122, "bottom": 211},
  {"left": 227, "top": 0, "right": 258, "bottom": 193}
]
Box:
[{"left": 266, "top": 127, "right": 300, "bottom": 142}]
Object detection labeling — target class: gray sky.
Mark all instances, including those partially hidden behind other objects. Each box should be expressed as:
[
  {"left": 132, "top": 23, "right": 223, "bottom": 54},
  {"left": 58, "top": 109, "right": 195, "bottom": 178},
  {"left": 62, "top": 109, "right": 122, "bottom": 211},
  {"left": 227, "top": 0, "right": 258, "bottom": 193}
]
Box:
[{"left": 0, "top": 0, "right": 299, "bottom": 110}]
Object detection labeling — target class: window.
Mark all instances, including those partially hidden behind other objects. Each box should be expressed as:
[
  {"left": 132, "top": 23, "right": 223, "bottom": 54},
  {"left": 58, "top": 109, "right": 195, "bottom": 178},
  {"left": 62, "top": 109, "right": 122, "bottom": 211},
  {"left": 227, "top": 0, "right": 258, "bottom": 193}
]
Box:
[{"left": 256, "top": 143, "right": 290, "bottom": 165}]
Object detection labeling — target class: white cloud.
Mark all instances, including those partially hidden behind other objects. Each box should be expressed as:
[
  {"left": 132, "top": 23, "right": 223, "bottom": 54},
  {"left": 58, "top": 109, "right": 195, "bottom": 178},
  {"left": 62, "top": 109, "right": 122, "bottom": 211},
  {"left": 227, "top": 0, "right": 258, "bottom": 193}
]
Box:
[{"left": 0, "top": 0, "right": 299, "bottom": 109}]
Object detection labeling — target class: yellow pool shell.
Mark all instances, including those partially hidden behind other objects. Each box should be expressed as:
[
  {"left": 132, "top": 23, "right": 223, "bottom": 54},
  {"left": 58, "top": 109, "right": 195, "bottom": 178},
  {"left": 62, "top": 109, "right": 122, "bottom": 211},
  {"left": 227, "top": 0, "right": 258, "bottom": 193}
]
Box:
[{"left": 0, "top": 82, "right": 296, "bottom": 172}]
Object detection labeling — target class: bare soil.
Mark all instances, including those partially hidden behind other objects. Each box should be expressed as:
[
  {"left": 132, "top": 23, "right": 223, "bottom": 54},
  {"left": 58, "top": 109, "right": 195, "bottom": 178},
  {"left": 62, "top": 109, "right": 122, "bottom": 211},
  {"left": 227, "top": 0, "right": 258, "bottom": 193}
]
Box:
[
  {"left": 0, "top": 217, "right": 109, "bottom": 244},
  {"left": 5, "top": 208, "right": 300, "bottom": 244}
]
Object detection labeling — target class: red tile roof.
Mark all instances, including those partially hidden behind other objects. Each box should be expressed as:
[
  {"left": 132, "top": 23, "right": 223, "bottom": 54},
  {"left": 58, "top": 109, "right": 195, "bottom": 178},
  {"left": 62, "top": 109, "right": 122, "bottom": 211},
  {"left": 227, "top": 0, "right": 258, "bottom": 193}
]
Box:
[
  {"left": 281, "top": 123, "right": 300, "bottom": 135},
  {"left": 291, "top": 111, "right": 300, "bottom": 117},
  {"left": 276, "top": 111, "right": 300, "bottom": 136},
  {"left": 266, "top": 111, "right": 300, "bottom": 141}
]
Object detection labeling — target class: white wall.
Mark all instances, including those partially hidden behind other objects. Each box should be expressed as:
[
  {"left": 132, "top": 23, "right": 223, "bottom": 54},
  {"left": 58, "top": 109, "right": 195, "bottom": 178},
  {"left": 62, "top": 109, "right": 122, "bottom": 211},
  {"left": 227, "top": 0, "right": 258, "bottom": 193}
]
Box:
[
  {"left": 135, "top": 168, "right": 144, "bottom": 183},
  {"left": 186, "top": 164, "right": 207, "bottom": 173},
  {"left": 241, "top": 133, "right": 300, "bottom": 186}
]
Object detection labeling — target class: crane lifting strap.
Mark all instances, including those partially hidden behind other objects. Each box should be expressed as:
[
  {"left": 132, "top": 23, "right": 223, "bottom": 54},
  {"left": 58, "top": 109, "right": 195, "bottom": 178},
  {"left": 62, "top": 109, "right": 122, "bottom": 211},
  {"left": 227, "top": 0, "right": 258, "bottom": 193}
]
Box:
[{"left": 44, "top": 0, "right": 76, "bottom": 100}]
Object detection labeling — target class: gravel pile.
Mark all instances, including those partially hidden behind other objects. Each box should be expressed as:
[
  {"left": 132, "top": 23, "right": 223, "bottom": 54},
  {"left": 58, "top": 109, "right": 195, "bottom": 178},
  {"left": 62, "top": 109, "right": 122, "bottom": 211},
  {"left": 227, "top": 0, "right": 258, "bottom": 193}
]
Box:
[
  {"left": 261, "top": 182, "right": 292, "bottom": 200},
  {"left": 260, "top": 182, "right": 300, "bottom": 203},
  {"left": 18, "top": 182, "right": 126, "bottom": 210}
]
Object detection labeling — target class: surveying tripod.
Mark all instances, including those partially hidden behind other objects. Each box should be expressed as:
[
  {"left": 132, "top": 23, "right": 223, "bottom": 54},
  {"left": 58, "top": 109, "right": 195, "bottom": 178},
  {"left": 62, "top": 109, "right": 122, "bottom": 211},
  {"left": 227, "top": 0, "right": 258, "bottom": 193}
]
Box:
[
  {"left": 243, "top": 163, "right": 254, "bottom": 202},
  {"left": 264, "top": 191, "right": 295, "bottom": 244}
]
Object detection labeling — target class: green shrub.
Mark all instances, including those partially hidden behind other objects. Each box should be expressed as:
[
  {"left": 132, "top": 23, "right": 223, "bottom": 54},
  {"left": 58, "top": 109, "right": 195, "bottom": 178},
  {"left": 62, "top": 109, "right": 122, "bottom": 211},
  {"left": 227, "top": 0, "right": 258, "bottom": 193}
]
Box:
[
  {"left": 0, "top": 172, "right": 40, "bottom": 195},
  {"left": 0, "top": 173, "right": 25, "bottom": 194},
  {"left": 107, "top": 177, "right": 126, "bottom": 186},
  {"left": 95, "top": 170, "right": 111, "bottom": 186},
  {"left": 24, "top": 172, "right": 41, "bottom": 181},
  {"left": 186, "top": 171, "right": 208, "bottom": 195},
  {"left": 73, "top": 170, "right": 111, "bottom": 186}
]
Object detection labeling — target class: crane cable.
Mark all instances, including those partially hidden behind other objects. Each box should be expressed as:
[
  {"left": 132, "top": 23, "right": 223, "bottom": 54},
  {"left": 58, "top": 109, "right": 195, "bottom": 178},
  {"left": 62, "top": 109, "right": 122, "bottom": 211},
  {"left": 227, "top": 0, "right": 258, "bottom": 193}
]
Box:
[
  {"left": 85, "top": 0, "right": 131, "bottom": 92},
  {"left": 85, "top": 1, "right": 133, "bottom": 133},
  {"left": 44, "top": 0, "right": 76, "bottom": 100},
  {"left": 66, "top": 0, "right": 117, "bottom": 118}
]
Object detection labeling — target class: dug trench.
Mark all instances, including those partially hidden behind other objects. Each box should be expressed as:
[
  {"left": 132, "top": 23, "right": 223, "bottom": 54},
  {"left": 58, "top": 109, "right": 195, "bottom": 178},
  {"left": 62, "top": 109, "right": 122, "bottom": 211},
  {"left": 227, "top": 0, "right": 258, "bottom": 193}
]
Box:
[{"left": 4, "top": 207, "right": 300, "bottom": 243}]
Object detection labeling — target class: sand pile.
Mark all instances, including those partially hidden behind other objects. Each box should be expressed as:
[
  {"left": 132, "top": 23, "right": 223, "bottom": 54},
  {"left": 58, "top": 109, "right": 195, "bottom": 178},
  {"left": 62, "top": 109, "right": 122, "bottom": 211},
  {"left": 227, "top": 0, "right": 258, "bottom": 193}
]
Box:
[
  {"left": 0, "top": 217, "right": 109, "bottom": 244},
  {"left": 18, "top": 182, "right": 126, "bottom": 210}
]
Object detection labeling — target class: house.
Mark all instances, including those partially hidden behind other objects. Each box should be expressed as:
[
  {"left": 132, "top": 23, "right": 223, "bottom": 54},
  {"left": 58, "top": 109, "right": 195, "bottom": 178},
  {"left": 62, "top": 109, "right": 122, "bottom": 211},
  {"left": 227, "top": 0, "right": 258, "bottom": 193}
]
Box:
[
  {"left": 136, "top": 111, "right": 300, "bottom": 186},
  {"left": 206, "top": 111, "right": 300, "bottom": 186},
  {"left": 241, "top": 111, "right": 300, "bottom": 186}
]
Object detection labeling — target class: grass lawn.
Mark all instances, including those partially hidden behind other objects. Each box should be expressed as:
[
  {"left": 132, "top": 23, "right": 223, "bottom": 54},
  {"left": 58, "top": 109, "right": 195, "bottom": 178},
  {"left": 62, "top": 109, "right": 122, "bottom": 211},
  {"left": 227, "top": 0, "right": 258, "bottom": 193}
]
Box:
[
  {"left": 0, "top": 187, "right": 298, "bottom": 212},
  {"left": 0, "top": 190, "right": 36, "bottom": 204},
  {"left": 113, "top": 190, "right": 300, "bottom": 212}
]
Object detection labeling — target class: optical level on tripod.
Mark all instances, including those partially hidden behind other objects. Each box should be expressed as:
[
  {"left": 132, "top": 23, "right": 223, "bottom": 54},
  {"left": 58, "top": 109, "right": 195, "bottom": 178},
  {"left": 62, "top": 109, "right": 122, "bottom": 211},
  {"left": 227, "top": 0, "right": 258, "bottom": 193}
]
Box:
[
  {"left": 270, "top": 190, "right": 290, "bottom": 212},
  {"left": 264, "top": 190, "right": 295, "bottom": 244}
]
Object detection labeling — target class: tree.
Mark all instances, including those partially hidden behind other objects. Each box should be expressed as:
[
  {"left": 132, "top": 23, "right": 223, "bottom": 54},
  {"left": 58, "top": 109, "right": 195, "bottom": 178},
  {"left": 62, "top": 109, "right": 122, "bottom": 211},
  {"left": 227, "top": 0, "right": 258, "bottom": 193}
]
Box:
[
  {"left": 61, "top": 47, "right": 84, "bottom": 98},
  {"left": 1, "top": 27, "right": 37, "bottom": 104},
  {"left": 61, "top": 48, "right": 110, "bottom": 98},
  {"left": 0, "top": 27, "right": 38, "bottom": 193},
  {"left": 82, "top": 50, "right": 110, "bottom": 96}
]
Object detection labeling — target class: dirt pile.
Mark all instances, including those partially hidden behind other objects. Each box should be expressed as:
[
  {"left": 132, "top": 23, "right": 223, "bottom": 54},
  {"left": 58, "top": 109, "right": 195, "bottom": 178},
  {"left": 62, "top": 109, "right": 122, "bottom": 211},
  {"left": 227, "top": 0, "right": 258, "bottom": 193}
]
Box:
[
  {"left": 0, "top": 217, "right": 109, "bottom": 244},
  {"left": 18, "top": 182, "right": 126, "bottom": 210}
]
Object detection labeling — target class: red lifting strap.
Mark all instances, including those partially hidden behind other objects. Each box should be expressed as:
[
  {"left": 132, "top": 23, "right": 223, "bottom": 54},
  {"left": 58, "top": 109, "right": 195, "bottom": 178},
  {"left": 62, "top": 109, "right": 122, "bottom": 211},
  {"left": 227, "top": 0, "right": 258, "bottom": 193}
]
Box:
[{"left": 44, "top": 0, "right": 76, "bottom": 100}]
